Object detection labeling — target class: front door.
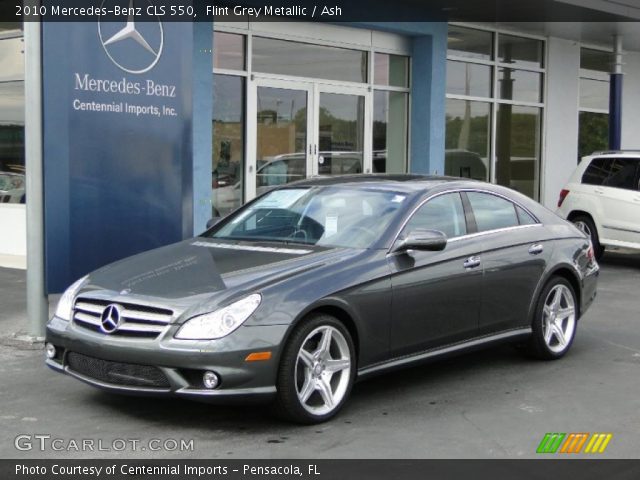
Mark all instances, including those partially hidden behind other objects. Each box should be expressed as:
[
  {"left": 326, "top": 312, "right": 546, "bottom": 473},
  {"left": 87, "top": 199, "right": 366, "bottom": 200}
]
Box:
[
  {"left": 247, "top": 78, "right": 371, "bottom": 201},
  {"left": 388, "top": 192, "right": 482, "bottom": 356}
]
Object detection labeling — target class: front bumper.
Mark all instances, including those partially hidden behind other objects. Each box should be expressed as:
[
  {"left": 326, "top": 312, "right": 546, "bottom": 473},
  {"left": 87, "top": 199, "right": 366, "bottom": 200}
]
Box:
[{"left": 45, "top": 316, "right": 289, "bottom": 404}]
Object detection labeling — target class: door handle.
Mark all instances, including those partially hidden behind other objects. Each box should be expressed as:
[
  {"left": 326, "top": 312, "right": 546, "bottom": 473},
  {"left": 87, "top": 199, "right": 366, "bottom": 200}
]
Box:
[
  {"left": 528, "top": 243, "right": 544, "bottom": 255},
  {"left": 463, "top": 256, "right": 481, "bottom": 269},
  {"left": 594, "top": 187, "right": 605, "bottom": 194}
]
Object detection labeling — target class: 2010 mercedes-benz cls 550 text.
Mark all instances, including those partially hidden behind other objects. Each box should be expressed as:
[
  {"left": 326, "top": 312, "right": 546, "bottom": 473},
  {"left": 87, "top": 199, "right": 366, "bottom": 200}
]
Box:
[{"left": 46, "top": 175, "right": 599, "bottom": 423}]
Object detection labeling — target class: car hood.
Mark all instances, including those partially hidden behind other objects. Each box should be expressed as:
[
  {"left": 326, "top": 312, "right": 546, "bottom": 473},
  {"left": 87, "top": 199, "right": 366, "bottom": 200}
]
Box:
[{"left": 78, "top": 237, "right": 351, "bottom": 318}]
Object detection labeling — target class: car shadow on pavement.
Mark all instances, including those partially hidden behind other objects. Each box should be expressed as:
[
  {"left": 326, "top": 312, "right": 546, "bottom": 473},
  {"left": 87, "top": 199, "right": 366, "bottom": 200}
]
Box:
[{"left": 83, "top": 344, "right": 538, "bottom": 430}]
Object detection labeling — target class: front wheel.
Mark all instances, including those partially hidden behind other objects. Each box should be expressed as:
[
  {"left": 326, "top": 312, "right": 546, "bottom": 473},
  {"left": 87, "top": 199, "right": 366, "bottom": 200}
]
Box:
[
  {"left": 274, "top": 315, "right": 355, "bottom": 424},
  {"left": 527, "top": 277, "right": 578, "bottom": 360}
]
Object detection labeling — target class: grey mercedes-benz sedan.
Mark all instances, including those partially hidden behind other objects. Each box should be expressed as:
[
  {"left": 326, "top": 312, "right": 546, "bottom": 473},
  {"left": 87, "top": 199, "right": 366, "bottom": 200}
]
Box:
[{"left": 45, "top": 175, "right": 599, "bottom": 423}]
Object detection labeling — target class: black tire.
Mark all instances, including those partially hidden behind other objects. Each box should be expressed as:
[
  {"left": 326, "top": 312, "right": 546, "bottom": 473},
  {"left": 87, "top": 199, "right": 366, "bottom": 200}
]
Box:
[
  {"left": 274, "top": 314, "right": 356, "bottom": 424},
  {"left": 527, "top": 277, "right": 578, "bottom": 360},
  {"left": 572, "top": 215, "right": 604, "bottom": 260}
]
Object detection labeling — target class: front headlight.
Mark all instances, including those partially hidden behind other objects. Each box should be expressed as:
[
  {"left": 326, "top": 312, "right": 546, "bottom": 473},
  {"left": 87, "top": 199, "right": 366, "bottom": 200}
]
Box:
[
  {"left": 175, "top": 294, "right": 262, "bottom": 340},
  {"left": 54, "top": 275, "right": 89, "bottom": 321}
]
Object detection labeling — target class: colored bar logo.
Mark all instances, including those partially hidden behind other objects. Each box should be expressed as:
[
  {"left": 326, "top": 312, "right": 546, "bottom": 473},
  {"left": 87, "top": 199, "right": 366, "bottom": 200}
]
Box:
[{"left": 537, "top": 433, "right": 612, "bottom": 454}]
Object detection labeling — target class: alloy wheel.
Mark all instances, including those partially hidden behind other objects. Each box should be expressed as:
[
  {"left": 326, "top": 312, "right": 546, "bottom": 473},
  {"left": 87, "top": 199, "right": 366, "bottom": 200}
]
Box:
[
  {"left": 573, "top": 220, "right": 591, "bottom": 237},
  {"left": 294, "top": 325, "right": 351, "bottom": 416},
  {"left": 542, "top": 284, "right": 576, "bottom": 354}
]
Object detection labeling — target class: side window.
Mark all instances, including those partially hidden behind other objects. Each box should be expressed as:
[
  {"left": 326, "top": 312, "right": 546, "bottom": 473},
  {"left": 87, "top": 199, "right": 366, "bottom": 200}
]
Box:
[
  {"left": 516, "top": 205, "right": 538, "bottom": 225},
  {"left": 604, "top": 158, "right": 640, "bottom": 190},
  {"left": 403, "top": 193, "right": 467, "bottom": 238},
  {"left": 466, "top": 192, "right": 519, "bottom": 232},
  {"left": 581, "top": 158, "right": 613, "bottom": 186}
]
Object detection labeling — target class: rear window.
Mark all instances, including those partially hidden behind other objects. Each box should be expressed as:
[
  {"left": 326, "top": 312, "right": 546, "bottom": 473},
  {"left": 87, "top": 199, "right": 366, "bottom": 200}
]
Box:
[
  {"left": 582, "top": 158, "right": 613, "bottom": 186},
  {"left": 466, "top": 192, "right": 520, "bottom": 232},
  {"left": 581, "top": 157, "right": 640, "bottom": 190}
]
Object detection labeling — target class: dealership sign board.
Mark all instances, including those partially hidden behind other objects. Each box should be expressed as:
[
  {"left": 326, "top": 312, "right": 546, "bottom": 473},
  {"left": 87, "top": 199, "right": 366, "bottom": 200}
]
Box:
[{"left": 42, "top": 8, "right": 193, "bottom": 292}]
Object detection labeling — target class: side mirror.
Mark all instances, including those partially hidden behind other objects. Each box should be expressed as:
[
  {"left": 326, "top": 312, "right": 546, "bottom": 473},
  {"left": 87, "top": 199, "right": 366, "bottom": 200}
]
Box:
[
  {"left": 392, "top": 229, "right": 447, "bottom": 254},
  {"left": 206, "top": 217, "right": 222, "bottom": 229}
]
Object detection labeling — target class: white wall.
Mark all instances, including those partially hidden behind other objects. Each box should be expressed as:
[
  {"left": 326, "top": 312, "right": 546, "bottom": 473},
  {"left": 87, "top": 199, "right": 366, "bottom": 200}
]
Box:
[
  {"left": 0, "top": 204, "right": 27, "bottom": 262},
  {"left": 621, "top": 51, "right": 640, "bottom": 150},
  {"left": 542, "top": 37, "right": 581, "bottom": 209}
]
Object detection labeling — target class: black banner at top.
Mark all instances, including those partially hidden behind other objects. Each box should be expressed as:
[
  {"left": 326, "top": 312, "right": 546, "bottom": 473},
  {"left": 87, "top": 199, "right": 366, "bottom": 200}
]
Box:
[{"left": 4, "top": 0, "right": 640, "bottom": 23}]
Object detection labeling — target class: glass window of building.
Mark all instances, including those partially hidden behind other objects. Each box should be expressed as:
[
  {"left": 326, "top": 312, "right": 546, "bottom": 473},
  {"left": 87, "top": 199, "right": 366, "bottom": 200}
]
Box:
[
  {"left": 374, "top": 53, "right": 409, "bottom": 88},
  {"left": 0, "top": 26, "right": 24, "bottom": 204},
  {"left": 445, "top": 99, "right": 490, "bottom": 180},
  {"left": 213, "top": 24, "right": 411, "bottom": 211},
  {"left": 446, "top": 60, "right": 492, "bottom": 98},
  {"left": 498, "top": 34, "right": 544, "bottom": 69},
  {"left": 578, "top": 47, "right": 612, "bottom": 161},
  {"left": 446, "top": 25, "right": 544, "bottom": 200},
  {"left": 213, "top": 31, "right": 247, "bottom": 217},
  {"left": 447, "top": 25, "right": 493, "bottom": 61},
  {"left": 252, "top": 37, "right": 368, "bottom": 83},
  {"left": 212, "top": 75, "right": 245, "bottom": 217},
  {"left": 373, "top": 52, "right": 410, "bottom": 174},
  {"left": 373, "top": 91, "right": 408, "bottom": 174},
  {"left": 213, "top": 32, "right": 245, "bottom": 71}
]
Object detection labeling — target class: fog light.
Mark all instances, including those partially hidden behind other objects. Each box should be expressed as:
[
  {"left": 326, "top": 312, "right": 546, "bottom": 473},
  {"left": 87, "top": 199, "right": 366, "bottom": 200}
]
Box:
[
  {"left": 45, "top": 343, "right": 56, "bottom": 359},
  {"left": 202, "top": 371, "right": 219, "bottom": 389}
]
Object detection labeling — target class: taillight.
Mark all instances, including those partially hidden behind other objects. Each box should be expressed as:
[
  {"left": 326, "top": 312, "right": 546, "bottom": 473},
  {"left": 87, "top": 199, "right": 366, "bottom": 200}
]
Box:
[{"left": 558, "top": 189, "right": 570, "bottom": 208}]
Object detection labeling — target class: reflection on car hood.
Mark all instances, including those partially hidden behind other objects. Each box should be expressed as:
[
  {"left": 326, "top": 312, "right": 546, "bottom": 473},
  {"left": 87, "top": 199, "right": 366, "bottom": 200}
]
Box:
[{"left": 80, "top": 238, "right": 346, "bottom": 314}]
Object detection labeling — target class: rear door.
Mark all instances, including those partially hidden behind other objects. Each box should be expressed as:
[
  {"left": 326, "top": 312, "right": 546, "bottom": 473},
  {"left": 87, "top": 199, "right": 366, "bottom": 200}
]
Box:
[
  {"left": 388, "top": 192, "right": 482, "bottom": 357},
  {"left": 463, "top": 191, "right": 551, "bottom": 335},
  {"left": 598, "top": 158, "right": 640, "bottom": 246}
]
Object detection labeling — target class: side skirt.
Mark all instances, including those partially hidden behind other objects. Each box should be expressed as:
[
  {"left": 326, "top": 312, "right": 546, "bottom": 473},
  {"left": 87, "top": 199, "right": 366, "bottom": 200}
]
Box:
[{"left": 357, "top": 327, "right": 532, "bottom": 380}]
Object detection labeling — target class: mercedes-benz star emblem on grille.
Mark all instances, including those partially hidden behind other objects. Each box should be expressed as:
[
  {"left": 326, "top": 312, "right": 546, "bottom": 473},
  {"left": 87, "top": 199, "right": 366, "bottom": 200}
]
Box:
[
  {"left": 100, "top": 304, "right": 123, "bottom": 334},
  {"left": 97, "top": 0, "right": 164, "bottom": 74}
]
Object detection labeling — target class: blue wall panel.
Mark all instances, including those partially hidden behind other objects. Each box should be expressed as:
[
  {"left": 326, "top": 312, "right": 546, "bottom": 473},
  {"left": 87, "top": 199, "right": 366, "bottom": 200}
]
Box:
[{"left": 42, "top": 20, "right": 194, "bottom": 292}]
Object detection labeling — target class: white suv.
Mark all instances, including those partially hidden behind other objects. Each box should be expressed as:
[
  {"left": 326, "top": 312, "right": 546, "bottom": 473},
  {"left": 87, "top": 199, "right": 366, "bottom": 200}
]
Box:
[{"left": 556, "top": 151, "right": 640, "bottom": 259}]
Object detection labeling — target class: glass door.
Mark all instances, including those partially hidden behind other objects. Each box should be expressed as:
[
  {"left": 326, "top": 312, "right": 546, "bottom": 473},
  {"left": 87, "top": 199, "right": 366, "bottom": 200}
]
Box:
[
  {"left": 313, "top": 85, "right": 371, "bottom": 177},
  {"left": 247, "top": 78, "right": 314, "bottom": 199},
  {"left": 247, "top": 79, "right": 371, "bottom": 200}
]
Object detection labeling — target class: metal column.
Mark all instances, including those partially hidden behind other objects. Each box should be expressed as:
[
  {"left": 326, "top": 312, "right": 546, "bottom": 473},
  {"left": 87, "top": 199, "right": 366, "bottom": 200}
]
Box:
[{"left": 24, "top": 20, "right": 48, "bottom": 338}]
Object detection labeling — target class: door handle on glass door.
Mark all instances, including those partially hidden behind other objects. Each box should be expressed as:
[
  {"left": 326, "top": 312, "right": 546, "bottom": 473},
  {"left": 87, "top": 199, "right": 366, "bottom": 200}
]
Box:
[
  {"left": 528, "top": 243, "right": 544, "bottom": 255},
  {"left": 463, "top": 256, "right": 481, "bottom": 269}
]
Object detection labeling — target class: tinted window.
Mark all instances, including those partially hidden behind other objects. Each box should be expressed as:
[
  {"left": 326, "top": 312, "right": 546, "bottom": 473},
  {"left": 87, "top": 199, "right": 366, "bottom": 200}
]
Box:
[
  {"left": 404, "top": 193, "right": 467, "bottom": 238},
  {"left": 582, "top": 158, "right": 613, "bottom": 186},
  {"left": 604, "top": 159, "right": 639, "bottom": 190},
  {"left": 466, "top": 192, "right": 519, "bottom": 232}
]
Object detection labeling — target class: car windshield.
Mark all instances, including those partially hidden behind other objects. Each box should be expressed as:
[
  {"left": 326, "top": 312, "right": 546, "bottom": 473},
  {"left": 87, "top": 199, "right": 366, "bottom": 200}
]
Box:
[{"left": 207, "top": 187, "right": 408, "bottom": 248}]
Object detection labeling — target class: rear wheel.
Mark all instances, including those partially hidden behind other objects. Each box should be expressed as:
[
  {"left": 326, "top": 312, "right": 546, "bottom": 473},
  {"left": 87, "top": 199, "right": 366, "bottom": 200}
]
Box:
[
  {"left": 527, "top": 277, "right": 578, "bottom": 360},
  {"left": 274, "top": 314, "right": 355, "bottom": 424},
  {"left": 572, "top": 215, "right": 604, "bottom": 260}
]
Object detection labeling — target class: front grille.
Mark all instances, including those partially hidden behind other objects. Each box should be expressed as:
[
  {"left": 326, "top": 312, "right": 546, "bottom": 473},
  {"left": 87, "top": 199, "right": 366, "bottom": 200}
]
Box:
[
  {"left": 66, "top": 352, "right": 170, "bottom": 389},
  {"left": 73, "top": 298, "right": 173, "bottom": 338}
]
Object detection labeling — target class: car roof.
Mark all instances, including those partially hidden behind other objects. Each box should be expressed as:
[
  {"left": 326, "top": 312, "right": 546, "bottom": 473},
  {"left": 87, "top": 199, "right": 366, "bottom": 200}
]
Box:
[
  {"left": 588, "top": 150, "right": 640, "bottom": 157},
  {"left": 287, "top": 174, "right": 485, "bottom": 194}
]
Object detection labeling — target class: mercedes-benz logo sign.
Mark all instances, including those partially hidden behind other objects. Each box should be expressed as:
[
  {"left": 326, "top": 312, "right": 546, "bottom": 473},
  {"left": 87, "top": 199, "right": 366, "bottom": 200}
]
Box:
[
  {"left": 98, "top": 0, "right": 164, "bottom": 74},
  {"left": 100, "top": 304, "right": 123, "bottom": 334}
]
